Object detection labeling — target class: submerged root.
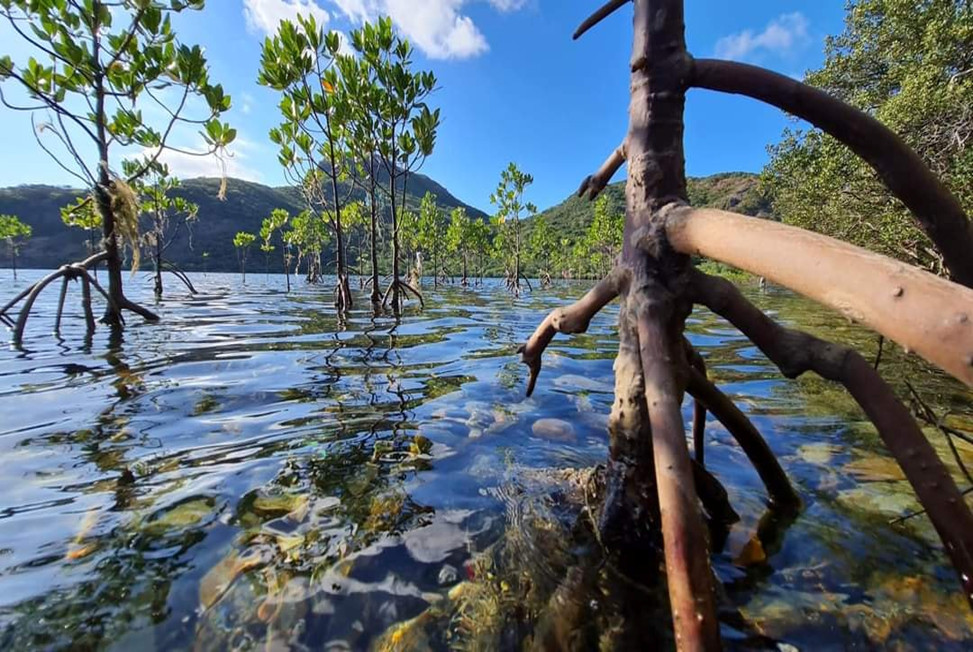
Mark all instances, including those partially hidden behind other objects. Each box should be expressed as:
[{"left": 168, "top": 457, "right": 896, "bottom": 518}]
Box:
[{"left": 0, "top": 251, "right": 158, "bottom": 345}]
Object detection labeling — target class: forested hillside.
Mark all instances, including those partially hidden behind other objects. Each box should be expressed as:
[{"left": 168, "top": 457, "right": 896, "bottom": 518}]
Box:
[
  {"left": 529, "top": 172, "right": 772, "bottom": 242},
  {"left": 0, "top": 172, "right": 487, "bottom": 272}
]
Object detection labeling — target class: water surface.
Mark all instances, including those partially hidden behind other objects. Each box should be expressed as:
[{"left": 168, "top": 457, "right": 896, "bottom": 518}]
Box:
[{"left": 0, "top": 270, "right": 971, "bottom": 649}]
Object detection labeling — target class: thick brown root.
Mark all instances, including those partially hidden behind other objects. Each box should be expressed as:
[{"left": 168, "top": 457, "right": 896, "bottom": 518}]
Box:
[{"left": 692, "top": 269, "right": 973, "bottom": 607}]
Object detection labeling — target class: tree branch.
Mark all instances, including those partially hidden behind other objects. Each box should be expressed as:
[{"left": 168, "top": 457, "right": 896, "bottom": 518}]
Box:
[
  {"left": 577, "top": 141, "right": 627, "bottom": 201},
  {"left": 518, "top": 267, "right": 625, "bottom": 397},
  {"left": 690, "top": 58, "right": 973, "bottom": 288},
  {"left": 691, "top": 269, "right": 973, "bottom": 607},
  {"left": 573, "top": 0, "right": 632, "bottom": 40},
  {"left": 665, "top": 206, "right": 973, "bottom": 387}
]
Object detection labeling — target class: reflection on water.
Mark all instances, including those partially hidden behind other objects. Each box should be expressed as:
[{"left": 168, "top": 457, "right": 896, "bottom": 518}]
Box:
[{"left": 0, "top": 270, "right": 971, "bottom": 650}]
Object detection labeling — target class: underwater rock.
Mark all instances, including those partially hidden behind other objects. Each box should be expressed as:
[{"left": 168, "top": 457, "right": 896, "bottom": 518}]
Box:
[
  {"left": 199, "top": 548, "right": 270, "bottom": 610},
  {"left": 796, "top": 442, "right": 840, "bottom": 466},
  {"left": 531, "top": 418, "right": 577, "bottom": 443},
  {"left": 553, "top": 374, "right": 613, "bottom": 393},
  {"left": 438, "top": 564, "right": 459, "bottom": 586}
]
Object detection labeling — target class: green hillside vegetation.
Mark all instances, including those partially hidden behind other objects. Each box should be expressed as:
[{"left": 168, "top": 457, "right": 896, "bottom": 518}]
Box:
[
  {"left": 505, "top": 172, "right": 772, "bottom": 278},
  {"left": 0, "top": 173, "right": 487, "bottom": 274},
  {"left": 528, "top": 172, "right": 772, "bottom": 245}
]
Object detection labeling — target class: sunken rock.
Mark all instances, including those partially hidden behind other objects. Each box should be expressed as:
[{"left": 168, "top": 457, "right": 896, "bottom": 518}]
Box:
[{"left": 531, "top": 418, "right": 577, "bottom": 443}]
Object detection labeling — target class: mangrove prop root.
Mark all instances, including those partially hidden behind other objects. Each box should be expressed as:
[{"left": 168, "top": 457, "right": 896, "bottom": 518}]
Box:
[
  {"left": 665, "top": 206, "right": 973, "bottom": 387},
  {"left": 905, "top": 381, "right": 973, "bottom": 487},
  {"left": 400, "top": 281, "right": 425, "bottom": 308},
  {"left": 687, "top": 344, "right": 708, "bottom": 468},
  {"left": 80, "top": 273, "right": 96, "bottom": 334},
  {"left": 637, "top": 300, "right": 721, "bottom": 650},
  {"left": 577, "top": 142, "right": 627, "bottom": 201},
  {"left": 519, "top": 268, "right": 624, "bottom": 397},
  {"left": 381, "top": 279, "right": 424, "bottom": 311},
  {"left": 691, "top": 269, "right": 973, "bottom": 607},
  {"left": 692, "top": 456, "right": 739, "bottom": 527},
  {"left": 54, "top": 277, "right": 69, "bottom": 333},
  {"left": 690, "top": 58, "right": 973, "bottom": 288},
  {"left": 600, "top": 314, "right": 659, "bottom": 555},
  {"left": 161, "top": 262, "right": 198, "bottom": 294},
  {"left": 686, "top": 367, "right": 800, "bottom": 510},
  {"left": 1, "top": 251, "right": 159, "bottom": 343}
]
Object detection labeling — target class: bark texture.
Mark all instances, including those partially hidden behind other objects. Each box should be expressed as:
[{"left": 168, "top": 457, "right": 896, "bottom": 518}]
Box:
[{"left": 666, "top": 207, "right": 973, "bottom": 387}]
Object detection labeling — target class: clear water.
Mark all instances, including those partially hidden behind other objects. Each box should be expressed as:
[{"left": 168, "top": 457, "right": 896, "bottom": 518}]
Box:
[{"left": 0, "top": 270, "right": 971, "bottom": 650}]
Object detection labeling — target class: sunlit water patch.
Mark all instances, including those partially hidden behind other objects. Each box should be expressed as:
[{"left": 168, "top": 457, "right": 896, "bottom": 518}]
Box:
[{"left": 0, "top": 270, "right": 971, "bottom": 649}]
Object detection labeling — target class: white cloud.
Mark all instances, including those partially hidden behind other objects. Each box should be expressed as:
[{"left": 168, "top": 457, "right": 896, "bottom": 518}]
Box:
[
  {"left": 240, "top": 93, "right": 255, "bottom": 115},
  {"left": 326, "top": 0, "right": 535, "bottom": 60},
  {"left": 243, "top": 0, "right": 331, "bottom": 36},
  {"left": 714, "top": 12, "right": 810, "bottom": 62},
  {"left": 487, "top": 0, "right": 528, "bottom": 12},
  {"left": 330, "top": 0, "right": 370, "bottom": 23},
  {"left": 383, "top": 0, "right": 487, "bottom": 59},
  {"left": 144, "top": 137, "right": 262, "bottom": 183},
  {"left": 245, "top": 0, "right": 531, "bottom": 60}
]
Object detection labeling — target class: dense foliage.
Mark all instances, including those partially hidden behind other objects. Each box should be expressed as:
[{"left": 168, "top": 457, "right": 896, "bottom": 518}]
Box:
[{"left": 762, "top": 0, "right": 973, "bottom": 275}]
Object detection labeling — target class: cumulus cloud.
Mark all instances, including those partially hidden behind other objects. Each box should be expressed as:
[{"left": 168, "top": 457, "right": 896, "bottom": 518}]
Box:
[
  {"left": 243, "top": 0, "right": 531, "bottom": 60},
  {"left": 144, "top": 137, "right": 262, "bottom": 183},
  {"left": 486, "top": 0, "right": 529, "bottom": 12},
  {"left": 243, "top": 0, "right": 331, "bottom": 36},
  {"left": 382, "top": 0, "right": 487, "bottom": 59},
  {"left": 714, "top": 12, "right": 810, "bottom": 62},
  {"left": 326, "top": 0, "right": 531, "bottom": 60}
]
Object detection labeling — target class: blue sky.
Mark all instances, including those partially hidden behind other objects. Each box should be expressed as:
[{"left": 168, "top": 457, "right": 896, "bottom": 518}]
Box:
[{"left": 0, "top": 1, "right": 846, "bottom": 212}]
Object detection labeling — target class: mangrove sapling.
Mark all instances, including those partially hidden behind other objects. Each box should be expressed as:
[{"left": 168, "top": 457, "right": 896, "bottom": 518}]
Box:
[
  {"left": 446, "top": 207, "right": 475, "bottom": 287},
  {"left": 0, "top": 214, "right": 31, "bottom": 280},
  {"left": 414, "top": 193, "right": 447, "bottom": 288},
  {"left": 259, "top": 17, "right": 355, "bottom": 312},
  {"left": 338, "top": 55, "right": 386, "bottom": 306},
  {"left": 347, "top": 18, "right": 440, "bottom": 315},
  {"left": 127, "top": 164, "right": 199, "bottom": 298},
  {"left": 233, "top": 232, "right": 256, "bottom": 284},
  {"left": 260, "top": 209, "right": 292, "bottom": 292},
  {"left": 0, "top": 1, "right": 235, "bottom": 343},
  {"left": 519, "top": 1, "right": 973, "bottom": 647},
  {"left": 491, "top": 163, "right": 537, "bottom": 296},
  {"left": 527, "top": 214, "right": 556, "bottom": 288}
]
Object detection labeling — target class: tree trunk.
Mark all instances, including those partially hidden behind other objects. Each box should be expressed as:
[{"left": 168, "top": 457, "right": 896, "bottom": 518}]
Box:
[
  {"left": 283, "top": 248, "right": 291, "bottom": 292},
  {"left": 325, "top": 117, "right": 352, "bottom": 313},
  {"left": 610, "top": 1, "right": 720, "bottom": 647},
  {"left": 154, "top": 231, "right": 163, "bottom": 298},
  {"left": 369, "top": 178, "right": 380, "bottom": 304},
  {"left": 390, "top": 172, "right": 401, "bottom": 316}
]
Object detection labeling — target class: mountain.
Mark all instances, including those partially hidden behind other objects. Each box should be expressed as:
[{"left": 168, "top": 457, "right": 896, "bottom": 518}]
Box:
[
  {"left": 0, "top": 171, "right": 488, "bottom": 272},
  {"left": 529, "top": 172, "right": 774, "bottom": 242}
]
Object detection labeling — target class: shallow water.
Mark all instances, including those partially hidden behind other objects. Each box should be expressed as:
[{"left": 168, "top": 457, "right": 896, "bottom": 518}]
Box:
[{"left": 0, "top": 270, "right": 971, "bottom": 650}]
